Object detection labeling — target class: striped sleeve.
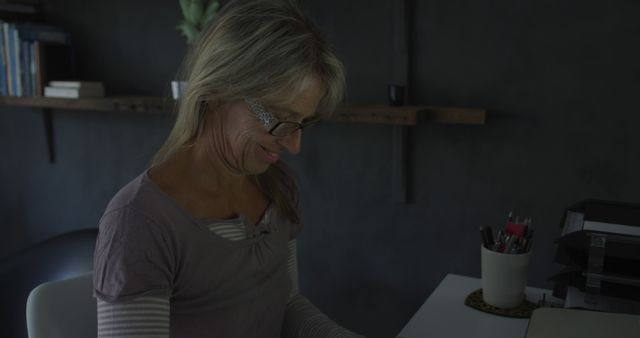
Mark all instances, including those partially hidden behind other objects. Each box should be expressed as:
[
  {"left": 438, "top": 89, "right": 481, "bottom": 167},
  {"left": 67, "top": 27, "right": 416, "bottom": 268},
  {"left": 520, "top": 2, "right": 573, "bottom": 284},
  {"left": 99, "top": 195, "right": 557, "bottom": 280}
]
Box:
[
  {"left": 284, "top": 240, "right": 364, "bottom": 338},
  {"left": 97, "top": 296, "right": 169, "bottom": 338},
  {"left": 288, "top": 240, "right": 300, "bottom": 297},
  {"left": 95, "top": 233, "right": 362, "bottom": 337}
]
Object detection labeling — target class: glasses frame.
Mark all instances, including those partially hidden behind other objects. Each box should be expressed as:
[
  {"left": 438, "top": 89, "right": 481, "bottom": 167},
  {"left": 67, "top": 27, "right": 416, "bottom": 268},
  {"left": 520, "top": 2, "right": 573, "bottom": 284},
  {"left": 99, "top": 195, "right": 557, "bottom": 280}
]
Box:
[{"left": 244, "top": 97, "right": 320, "bottom": 137}]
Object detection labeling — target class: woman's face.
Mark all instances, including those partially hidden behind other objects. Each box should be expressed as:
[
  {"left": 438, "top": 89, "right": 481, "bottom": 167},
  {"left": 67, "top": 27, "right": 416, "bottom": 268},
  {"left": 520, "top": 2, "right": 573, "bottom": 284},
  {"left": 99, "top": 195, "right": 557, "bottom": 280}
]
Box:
[{"left": 209, "top": 77, "right": 326, "bottom": 175}]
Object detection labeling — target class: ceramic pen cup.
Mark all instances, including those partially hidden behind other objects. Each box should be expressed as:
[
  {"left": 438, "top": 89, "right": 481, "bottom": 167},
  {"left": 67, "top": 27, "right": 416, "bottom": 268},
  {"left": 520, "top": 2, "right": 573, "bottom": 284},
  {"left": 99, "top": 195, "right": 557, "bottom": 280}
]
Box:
[{"left": 480, "top": 245, "right": 532, "bottom": 309}]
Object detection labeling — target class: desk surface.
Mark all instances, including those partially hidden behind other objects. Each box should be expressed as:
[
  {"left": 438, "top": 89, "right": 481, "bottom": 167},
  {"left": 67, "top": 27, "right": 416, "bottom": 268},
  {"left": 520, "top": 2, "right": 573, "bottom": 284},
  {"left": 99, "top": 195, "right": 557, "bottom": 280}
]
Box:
[{"left": 398, "top": 274, "right": 555, "bottom": 338}]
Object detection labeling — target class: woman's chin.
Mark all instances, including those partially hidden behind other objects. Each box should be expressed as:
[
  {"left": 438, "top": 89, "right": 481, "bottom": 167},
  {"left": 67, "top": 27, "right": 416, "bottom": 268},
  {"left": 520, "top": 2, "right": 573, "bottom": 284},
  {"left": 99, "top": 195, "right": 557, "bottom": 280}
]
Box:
[{"left": 244, "top": 162, "right": 271, "bottom": 175}]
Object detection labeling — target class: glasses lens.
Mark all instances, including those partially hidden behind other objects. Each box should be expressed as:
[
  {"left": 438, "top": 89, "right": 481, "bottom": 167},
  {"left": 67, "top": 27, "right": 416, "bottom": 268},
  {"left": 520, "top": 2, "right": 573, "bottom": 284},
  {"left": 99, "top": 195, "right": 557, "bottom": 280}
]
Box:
[
  {"left": 271, "top": 122, "right": 300, "bottom": 137},
  {"left": 303, "top": 116, "right": 321, "bottom": 127}
]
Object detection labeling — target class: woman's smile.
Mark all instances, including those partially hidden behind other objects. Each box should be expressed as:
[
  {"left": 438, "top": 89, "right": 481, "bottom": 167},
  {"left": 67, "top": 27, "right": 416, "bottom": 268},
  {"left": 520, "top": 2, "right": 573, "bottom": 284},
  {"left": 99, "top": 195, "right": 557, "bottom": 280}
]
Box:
[{"left": 257, "top": 144, "right": 280, "bottom": 164}]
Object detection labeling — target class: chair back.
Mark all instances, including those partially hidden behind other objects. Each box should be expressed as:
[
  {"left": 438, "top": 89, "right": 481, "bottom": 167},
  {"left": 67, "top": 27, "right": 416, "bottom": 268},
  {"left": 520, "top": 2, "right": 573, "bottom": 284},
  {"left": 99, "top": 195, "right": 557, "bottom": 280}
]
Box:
[{"left": 26, "top": 272, "right": 96, "bottom": 338}]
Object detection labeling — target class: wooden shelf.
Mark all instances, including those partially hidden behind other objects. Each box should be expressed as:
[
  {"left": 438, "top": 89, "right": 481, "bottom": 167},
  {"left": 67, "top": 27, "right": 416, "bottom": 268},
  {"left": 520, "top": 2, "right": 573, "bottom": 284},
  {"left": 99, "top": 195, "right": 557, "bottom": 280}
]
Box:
[
  {"left": 334, "top": 105, "right": 486, "bottom": 125},
  {"left": 0, "top": 96, "right": 170, "bottom": 113},
  {"left": 0, "top": 96, "right": 486, "bottom": 125}
]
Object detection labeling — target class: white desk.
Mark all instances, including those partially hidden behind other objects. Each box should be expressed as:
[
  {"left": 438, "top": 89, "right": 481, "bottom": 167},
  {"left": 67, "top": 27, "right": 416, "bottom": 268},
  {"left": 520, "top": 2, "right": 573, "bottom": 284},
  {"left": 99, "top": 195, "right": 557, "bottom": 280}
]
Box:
[{"left": 398, "top": 274, "right": 556, "bottom": 338}]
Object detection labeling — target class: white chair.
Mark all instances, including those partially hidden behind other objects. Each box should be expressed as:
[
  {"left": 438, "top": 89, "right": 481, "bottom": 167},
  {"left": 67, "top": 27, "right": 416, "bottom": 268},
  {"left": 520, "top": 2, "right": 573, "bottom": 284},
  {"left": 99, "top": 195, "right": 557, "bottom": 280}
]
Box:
[{"left": 26, "top": 272, "right": 97, "bottom": 338}]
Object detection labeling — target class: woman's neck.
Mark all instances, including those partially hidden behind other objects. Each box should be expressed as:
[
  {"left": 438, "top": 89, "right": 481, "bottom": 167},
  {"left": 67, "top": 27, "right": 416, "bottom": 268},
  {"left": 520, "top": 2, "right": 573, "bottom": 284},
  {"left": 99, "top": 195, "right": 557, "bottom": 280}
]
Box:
[
  {"left": 149, "top": 145, "right": 267, "bottom": 223},
  {"left": 170, "top": 145, "right": 248, "bottom": 196}
]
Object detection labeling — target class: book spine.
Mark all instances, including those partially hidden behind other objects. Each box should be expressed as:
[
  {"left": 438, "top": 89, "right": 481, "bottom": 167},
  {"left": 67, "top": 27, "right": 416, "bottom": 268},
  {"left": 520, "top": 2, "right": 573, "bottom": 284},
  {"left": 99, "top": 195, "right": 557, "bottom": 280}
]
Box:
[
  {"left": 16, "top": 26, "right": 70, "bottom": 45},
  {"left": 34, "top": 40, "right": 41, "bottom": 95},
  {"left": 4, "top": 23, "right": 12, "bottom": 96},
  {"left": 13, "top": 27, "right": 21, "bottom": 97},
  {"left": 49, "top": 81, "right": 103, "bottom": 89},
  {"left": 44, "top": 86, "right": 80, "bottom": 98},
  {"left": 21, "top": 40, "right": 28, "bottom": 96},
  {"left": 0, "top": 24, "right": 75, "bottom": 96},
  {"left": 49, "top": 81, "right": 83, "bottom": 88},
  {"left": 0, "top": 20, "right": 6, "bottom": 96},
  {"left": 29, "top": 42, "right": 35, "bottom": 96}
]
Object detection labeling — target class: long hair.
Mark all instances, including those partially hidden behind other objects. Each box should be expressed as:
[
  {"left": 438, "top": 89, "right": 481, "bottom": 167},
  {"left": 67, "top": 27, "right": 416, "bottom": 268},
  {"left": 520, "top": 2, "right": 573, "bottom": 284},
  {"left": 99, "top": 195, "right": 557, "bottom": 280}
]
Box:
[{"left": 152, "top": 0, "right": 345, "bottom": 226}]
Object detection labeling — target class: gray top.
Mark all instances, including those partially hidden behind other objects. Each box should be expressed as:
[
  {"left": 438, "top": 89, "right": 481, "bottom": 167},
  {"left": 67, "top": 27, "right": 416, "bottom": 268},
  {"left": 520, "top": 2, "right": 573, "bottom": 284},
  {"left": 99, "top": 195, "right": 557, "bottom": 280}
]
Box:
[{"left": 93, "top": 170, "right": 295, "bottom": 338}]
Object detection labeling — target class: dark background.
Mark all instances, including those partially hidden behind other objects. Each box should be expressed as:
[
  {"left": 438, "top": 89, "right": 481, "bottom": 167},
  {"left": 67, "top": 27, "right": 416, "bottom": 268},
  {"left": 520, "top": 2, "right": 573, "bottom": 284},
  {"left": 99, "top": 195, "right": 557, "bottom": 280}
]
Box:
[{"left": 2, "top": 0, "right": 640, "bottom": 337}]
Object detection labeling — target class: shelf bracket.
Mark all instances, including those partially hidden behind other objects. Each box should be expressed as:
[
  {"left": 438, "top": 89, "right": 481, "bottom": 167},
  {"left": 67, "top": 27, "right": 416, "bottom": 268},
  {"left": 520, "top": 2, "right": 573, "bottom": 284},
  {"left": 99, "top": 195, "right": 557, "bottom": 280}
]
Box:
[
  {"left": 390, "top": 0, "right": 413, "bottom": 203},
  {"left": 43, "top": 108, "right": 55, "bottom": 163}
]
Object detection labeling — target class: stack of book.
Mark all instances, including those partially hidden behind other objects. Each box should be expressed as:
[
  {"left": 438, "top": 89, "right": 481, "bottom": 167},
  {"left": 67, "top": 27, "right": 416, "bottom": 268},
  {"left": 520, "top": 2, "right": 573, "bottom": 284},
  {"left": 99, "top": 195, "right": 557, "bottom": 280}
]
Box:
[
  {"left": 0, "top": 20, "right": 74, "bottom": 97},
  {"left": 44, "top": 81, "right": 105, "bottom": 99},
  {"left": 552, "top": 200, "right": 640, "bottom": 315}
]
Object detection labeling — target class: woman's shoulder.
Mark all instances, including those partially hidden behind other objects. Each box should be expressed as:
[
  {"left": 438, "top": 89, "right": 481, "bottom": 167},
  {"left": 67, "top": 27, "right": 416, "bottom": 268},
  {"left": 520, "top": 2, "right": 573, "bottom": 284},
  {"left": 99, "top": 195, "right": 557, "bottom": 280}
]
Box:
[{"left": 100, "top": 170, "right": 172, "bottom": 226}]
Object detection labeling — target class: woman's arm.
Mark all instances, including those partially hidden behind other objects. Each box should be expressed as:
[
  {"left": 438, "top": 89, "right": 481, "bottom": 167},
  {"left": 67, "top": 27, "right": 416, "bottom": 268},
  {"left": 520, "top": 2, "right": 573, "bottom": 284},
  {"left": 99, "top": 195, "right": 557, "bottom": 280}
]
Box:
[
  {"left": 282, "top": 240, "right": 364, "bottom": 338},
  {"left": 96, "top": 240, "right": 362, "bottom": 338},
  {"left": 97, "top": 297, "right": 169, "bottom": 338},
  {"left": 94, "top": 208, "right": 174, "bottom": 338}
]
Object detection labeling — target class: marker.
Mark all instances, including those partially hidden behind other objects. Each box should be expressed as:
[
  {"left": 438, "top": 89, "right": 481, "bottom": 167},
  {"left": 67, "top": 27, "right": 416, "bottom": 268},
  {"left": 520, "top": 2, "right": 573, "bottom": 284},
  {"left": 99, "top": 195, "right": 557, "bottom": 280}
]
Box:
[
  {"left": 495, "top": 230, "right": 506, "bottom": 252},
  {"left": 480, "top": 226, "right": 494, "bottom": 249}
]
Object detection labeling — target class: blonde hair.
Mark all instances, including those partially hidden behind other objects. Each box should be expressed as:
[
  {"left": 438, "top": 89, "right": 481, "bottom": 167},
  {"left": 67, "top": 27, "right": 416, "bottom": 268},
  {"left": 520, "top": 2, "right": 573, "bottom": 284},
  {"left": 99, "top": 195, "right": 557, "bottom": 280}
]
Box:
[{"left": 152, "top": 0, "right": 345, "bottom": 227}]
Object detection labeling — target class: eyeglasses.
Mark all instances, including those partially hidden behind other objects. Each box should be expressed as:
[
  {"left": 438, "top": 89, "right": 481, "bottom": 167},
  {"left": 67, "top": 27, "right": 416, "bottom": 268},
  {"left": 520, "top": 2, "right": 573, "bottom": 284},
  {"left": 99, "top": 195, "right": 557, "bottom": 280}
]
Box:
[{"left": 244, "top": 97, "right": 320, "bottom": 137}]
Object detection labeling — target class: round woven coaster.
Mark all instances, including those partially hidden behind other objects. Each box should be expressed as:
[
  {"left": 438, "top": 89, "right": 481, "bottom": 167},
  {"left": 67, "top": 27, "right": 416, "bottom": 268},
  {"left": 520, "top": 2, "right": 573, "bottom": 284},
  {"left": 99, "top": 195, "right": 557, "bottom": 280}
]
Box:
[{"left": 464, "top": 288, "right": 538, "bottom": 318}]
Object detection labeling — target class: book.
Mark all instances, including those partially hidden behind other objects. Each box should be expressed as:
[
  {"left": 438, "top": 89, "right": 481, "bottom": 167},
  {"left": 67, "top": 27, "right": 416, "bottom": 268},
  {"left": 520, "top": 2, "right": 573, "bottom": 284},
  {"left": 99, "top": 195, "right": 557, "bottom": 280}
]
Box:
[
  {"left": 18, "top": 23, "right": 73, "bottom": 96},
  {"left": 0, "top": 21, "right": 6, "bottom": 96},
  {"left": 48, "top": 81, "right": 103, "bottom": 89},
  {"left": 7, "top": 23, "right": 17, "bottom": 96},
  {"left": 2, "top": 21, "right": 9, "bottom": 96},
  {"left": 561, "top": 200, "right": 640, "bottom": 237},
  {"left": 33, "top": 39, "right": 40, "bottom": 95},
  {"left": 0, "top": 22, "right": 74, "bottom": 96},
  {"left": 16, "top": 22, "right": 70, "bottom": 44},
  {"left": 29, "top": 41, "right": 35, "bottom": 95},
  {"left": 20, "top": 39, "right": 28, "bottom": 96},
  {"left": 0, "top": 21, "right": 74, "bottom": 97},
  {"left": 12, "top": 24, "right": 20, "bottom": 96},
  {"left": 44, "top": 85, "right": 104, "bottom": 98}
]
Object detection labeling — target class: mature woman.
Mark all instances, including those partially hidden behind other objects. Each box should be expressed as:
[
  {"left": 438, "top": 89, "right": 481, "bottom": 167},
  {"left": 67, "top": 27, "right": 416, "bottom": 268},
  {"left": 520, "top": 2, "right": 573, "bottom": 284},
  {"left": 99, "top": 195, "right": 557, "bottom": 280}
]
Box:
[{"left": 92, "top": 0, "right": 362, "bottom": 337}]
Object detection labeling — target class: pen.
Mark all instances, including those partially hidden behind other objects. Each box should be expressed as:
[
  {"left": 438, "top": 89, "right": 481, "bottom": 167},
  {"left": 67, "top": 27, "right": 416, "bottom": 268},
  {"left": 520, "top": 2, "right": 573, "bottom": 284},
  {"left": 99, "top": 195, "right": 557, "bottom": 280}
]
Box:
[
  {"left": 486, "top": 211, "right": 535, "bottom": 254},
  {"left": 524, "top": 230, "right": 534, "bottom": 252},
  {"left": 504, "top": 235, "right": 516, "bottom": 253},
  {"left": 494, "top": 230, "right": 505, "bottom": 252},
  {"left": 480, "top": 226, "right": 494, "bottom": 249}
]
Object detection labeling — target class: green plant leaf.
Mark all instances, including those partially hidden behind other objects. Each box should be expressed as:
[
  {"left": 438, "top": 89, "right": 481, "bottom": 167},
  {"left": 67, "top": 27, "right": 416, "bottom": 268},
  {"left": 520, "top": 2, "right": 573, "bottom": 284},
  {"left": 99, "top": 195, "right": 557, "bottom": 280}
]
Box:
[
  {"left": 176, "top": 22, "right": 200, "bottom": 44},
  {"left": 203, "top": 1, "right": 219, "bottom": 24},
  {"left": 188, "top": 0, "right": 204, "bottom": 25},
  {"left": 178, "top": 0, "right": 191, "bottom": 18}
]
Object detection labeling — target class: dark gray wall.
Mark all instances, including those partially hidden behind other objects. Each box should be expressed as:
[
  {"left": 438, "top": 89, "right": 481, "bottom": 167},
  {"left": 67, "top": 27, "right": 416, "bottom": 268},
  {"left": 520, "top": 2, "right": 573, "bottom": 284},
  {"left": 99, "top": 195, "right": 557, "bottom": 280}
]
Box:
[{"left": 2, "top": 0, "right": 640, "bottom": 337}]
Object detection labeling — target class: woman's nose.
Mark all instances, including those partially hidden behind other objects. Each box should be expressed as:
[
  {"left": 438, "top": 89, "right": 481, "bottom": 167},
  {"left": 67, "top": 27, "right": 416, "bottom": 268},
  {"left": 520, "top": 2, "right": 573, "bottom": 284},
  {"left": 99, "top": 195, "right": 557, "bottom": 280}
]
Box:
[{"left": 277, "top": 130, "right": 302, "bottom": 155}]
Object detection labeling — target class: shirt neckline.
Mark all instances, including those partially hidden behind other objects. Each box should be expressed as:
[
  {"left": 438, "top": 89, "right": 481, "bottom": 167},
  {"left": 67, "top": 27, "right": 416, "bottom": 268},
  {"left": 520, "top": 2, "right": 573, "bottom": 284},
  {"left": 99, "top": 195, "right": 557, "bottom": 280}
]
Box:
[{"left": 140, "top": 168, "right": 275, "bottom": 246}]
